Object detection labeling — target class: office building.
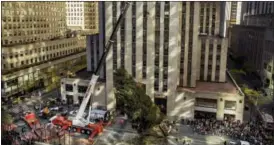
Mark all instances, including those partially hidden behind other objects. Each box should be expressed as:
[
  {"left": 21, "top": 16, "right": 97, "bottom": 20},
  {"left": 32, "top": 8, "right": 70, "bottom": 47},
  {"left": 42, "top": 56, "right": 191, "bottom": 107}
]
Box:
[
  {"left": 242, "top": 2, "right": 274, "bottom": 16},
  {"left": 243, "top": 13, "right": 274, "bottom": 27},
  {"left": 1, "top": 2, "right": 98, "bottom": 97},
  {"left": 66, "top": 1, "right": 99, "bottom": 34},
  {"left": 231, "top": 26, "right": 274, "bottom": 90},
  {"left": 230, "top": 1, "right": 274, "bottom": 92},
  {"left": 62, "top": 2, "right": 244, "bottom": 121}
]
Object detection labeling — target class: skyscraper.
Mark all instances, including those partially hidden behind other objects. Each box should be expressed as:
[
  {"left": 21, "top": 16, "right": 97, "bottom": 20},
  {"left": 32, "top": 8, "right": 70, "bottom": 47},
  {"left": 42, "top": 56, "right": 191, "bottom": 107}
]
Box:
[
  {"left": 62, "top": 2, "right": 244, "bottom": 121},
  {"left": 231, "top": 1, "right": 274, "bottom": 92},
  {"left": 100, "top": 2, "right": 243, "bottom": 120}
]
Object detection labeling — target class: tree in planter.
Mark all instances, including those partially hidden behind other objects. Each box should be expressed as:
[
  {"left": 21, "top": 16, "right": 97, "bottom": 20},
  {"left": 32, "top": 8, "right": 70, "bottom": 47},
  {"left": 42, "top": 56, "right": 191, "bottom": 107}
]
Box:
[{"left": 114, "top": 68, "right": 164, "bottom": 133}]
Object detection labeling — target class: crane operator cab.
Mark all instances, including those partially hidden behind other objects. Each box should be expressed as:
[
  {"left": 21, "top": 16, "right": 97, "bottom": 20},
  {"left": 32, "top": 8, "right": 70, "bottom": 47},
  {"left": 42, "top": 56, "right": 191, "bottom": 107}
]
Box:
[{"left": 88, "top": 109, "right": 111, "bottom": 125}]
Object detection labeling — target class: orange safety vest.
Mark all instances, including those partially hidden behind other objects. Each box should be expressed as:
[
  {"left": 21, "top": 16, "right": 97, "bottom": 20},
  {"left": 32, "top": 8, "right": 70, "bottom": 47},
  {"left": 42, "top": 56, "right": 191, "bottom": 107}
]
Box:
[{"left": 43, "top": 107, "right": 49, "bottom": 114}]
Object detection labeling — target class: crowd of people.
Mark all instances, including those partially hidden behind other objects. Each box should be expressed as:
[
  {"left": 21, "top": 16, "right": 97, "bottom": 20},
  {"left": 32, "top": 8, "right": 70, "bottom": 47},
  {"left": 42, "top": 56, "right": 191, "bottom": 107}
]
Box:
[{"left": 181, "top": 118, "right": 274, "bottom": 145}]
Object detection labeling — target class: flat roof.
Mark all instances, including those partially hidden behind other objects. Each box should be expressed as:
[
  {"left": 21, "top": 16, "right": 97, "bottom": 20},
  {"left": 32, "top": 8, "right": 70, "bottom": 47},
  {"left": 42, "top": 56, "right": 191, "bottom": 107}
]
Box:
[
  {"left": 233, "top": 24, "right": 267, "bottom": 30},
  {"left": 74, "top": 68, "right": 106, "bottom": 82},
  {"left": 177, "top": 75, "right": 238, "bottom": 94}
]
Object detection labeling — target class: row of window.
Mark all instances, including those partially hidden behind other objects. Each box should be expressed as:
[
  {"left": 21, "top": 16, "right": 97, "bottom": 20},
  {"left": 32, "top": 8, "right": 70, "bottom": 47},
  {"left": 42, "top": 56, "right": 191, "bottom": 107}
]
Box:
[
  {"left": 65, "top": 84, "right": 88, "bottom": 93},
  {"left": 2, "top": 2, "right": 60, "bottom": 8},
  {"left": 199, "top": 4, "right": 217, "bottom": 35},
  {"left": 2, "top": 16, "right": 60, "bottom": 23},
  {"left": 2, "top": 23, "right": 51, "bottom": 30},
  {"left": 131, "top": 2, "right": 137, "bottom": 77},
  {"left": 120, "top": 2, "right": 126, "bottom": 69},
  {"left": 2, "top": 32, "right": 65, "bottom": 46},
  {"left": 142, "top": 2, "right": 148, "bottom": 79},
  {"left": 186, "top": 2, "right": 194, "bottom": 86},
  {"left": 112, "top": 2, "right": 118, "bottom": 71},
  {"left": 200, "top": 42, "right": 221, "bottom": 81},
  {"left": 2, "top": 47, "right": 85, "bottom": 70},
  {"left": 246, "top": 2, "right": 273, "bottom": 15},
  {"left": 162, "top": 2, "right": 170, "bottom": 92},
  {"left": 3, "top": 40, "right": 80, "bottom": 58},
  {"left": 180, "top": 2, "right": 187, "bottom": 86},
  {"left": 154, "top": 2, "right": 161, "bottom": 90},
  {"left": 2, "top": 9, "right": 63, "bottom": 16}
]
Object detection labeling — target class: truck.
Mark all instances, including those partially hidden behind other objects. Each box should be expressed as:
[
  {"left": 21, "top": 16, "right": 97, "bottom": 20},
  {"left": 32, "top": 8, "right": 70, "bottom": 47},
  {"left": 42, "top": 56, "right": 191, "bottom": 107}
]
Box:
[{"left": 49, "top": 2, "right": 131, "bottom": 143}]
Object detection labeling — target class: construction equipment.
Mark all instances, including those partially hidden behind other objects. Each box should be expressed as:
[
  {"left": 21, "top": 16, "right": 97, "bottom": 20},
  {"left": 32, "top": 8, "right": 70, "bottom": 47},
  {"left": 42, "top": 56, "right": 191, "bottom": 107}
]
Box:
[
  {"left": 23, "top": 112, "right": 40, "bottom": 129},
  {"left": 50, "top": 2, "right": 131, "bottom": 142}
]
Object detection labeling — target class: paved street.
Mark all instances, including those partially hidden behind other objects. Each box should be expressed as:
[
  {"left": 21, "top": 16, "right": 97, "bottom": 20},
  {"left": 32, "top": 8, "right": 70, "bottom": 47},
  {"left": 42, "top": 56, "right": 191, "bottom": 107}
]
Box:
[
  {"left": 167, "top": 124, "right": 229, "bottom": 145},
  {"left": 5, "top": 87, "right": 255, "bottom": 145},
  {"left": 94, "top": 116, "right": 139, "bottom": 145},
  {"left": 94, "top": 120, "right": 230, "bottom": 145}
]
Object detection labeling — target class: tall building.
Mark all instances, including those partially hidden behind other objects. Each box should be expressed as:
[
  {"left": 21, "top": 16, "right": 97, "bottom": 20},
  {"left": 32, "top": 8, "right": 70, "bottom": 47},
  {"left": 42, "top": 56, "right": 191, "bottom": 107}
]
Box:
[
  {"left": 243, "top": 13, "right": 274, "bottom": 27},
  {"left": 1, "top": 2, "right": 98, "bottom": 97},
  {"left": 241, "top": 1, "right": 274, "bottom": 23},
  {"left": 62, "top": 1, "right": 243, "bottom": 121},
  {"left": 231, "top": 1, "right": 274, "bottom": 92},
  {"left": 66, "top": 1, "right": 99, "bottom": 34},
  {"left": 228, "top": 2, "right": 242, "bottom": 25}
]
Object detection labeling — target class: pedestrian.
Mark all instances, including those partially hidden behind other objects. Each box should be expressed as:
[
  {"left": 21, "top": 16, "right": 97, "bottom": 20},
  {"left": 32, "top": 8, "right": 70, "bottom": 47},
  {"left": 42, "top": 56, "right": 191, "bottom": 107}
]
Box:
[{"left": 224, "top": 141, "right": 227, "bottom": 145}]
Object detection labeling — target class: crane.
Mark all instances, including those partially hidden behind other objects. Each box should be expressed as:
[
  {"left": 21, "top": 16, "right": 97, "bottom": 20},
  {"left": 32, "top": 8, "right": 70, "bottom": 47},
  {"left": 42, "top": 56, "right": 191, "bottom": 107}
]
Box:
[{"left": 72, "top": 2, "right": 131, "bottom": 127}]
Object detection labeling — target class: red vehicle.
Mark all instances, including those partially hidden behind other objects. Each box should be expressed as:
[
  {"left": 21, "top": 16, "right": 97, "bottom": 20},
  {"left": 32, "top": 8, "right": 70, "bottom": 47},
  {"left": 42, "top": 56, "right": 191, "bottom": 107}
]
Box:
[
  {"left": 23, "top": 112, "right": 40, "bottom": 129},
  {"left": 50, "top": 109, "right": 112, "bottom": 142}
]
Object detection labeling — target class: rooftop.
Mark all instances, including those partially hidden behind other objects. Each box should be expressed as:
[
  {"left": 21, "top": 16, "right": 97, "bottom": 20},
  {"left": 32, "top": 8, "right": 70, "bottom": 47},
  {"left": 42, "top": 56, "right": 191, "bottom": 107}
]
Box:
[
  {"left": 245, "top": 13, "right": 274, "bottom": 17},
  {"left": 177, "top": 74, "right": 238, "bottom": 94},
  {"left": 75, "top": 68, "right": 105, "bottom": 82},
  {"left": 233, "top": 24, "right": 268, "bottom": 30}
]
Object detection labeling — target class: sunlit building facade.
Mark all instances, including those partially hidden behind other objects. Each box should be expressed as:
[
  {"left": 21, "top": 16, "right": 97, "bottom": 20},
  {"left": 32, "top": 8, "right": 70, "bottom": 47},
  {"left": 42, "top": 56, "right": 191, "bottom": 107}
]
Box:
[
  {"left": 79, "top": 1, "right": 243, "bottom": 120},
  {"left": 60, "top": 2, "right": 244, "bottom": 121},
  {"left": 66, "top": 1, "right": 99, "bottom": 34},
  {"left": 1, "top": 2, "right": 94, "bottom": 97}
]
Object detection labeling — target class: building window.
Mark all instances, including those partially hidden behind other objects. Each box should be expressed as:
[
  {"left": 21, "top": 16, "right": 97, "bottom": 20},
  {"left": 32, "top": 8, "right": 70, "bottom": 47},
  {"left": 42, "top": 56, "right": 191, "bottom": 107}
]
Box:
[
  {"left": 78, "top": 85, "right": 87, "bottom": 93},
  {"left": 65, "top": 84, "right": 73, "bottom": 92},
  {"left": 112, "top": 2, "right": 118, "bottom": 70},
  {"left": 120, "top": 2, "right": 126, "bottom": 69},
  {"left": 154, "top": 81, "right": 159, "bottom": 91},
  {"left": 132, "top": 2, "right": 137, "bottom": 77},
  {"left": 163, "top": 2, "right": 169, "bottom": 90},
  {"left": 225, "top": 101, "right": 236, "bottom": 110},
  {"left": 143, "top": 2, "right": 148, "bottom": 79}
]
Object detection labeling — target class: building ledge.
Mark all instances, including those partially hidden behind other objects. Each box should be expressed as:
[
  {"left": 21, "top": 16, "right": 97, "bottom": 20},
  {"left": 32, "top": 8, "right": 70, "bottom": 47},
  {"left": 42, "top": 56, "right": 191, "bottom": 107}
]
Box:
[
  {"left": 177, "top": 73, "right": 242, "bottom": 95},
  {"left": 2, "top": 50, "right": 86, "bottom": 75}
]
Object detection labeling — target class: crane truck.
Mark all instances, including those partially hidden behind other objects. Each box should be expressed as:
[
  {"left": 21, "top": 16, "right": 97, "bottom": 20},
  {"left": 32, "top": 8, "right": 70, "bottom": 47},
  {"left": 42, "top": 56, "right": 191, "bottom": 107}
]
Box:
[{"left": 49, "top": 2, "right": 131, "bottom": 143}]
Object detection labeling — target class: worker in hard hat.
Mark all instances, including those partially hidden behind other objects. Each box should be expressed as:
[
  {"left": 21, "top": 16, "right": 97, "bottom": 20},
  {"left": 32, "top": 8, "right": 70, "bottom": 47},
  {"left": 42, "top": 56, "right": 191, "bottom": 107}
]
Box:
[{"left": 42, "top": 106, "right": 50, "bottom": 118}]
